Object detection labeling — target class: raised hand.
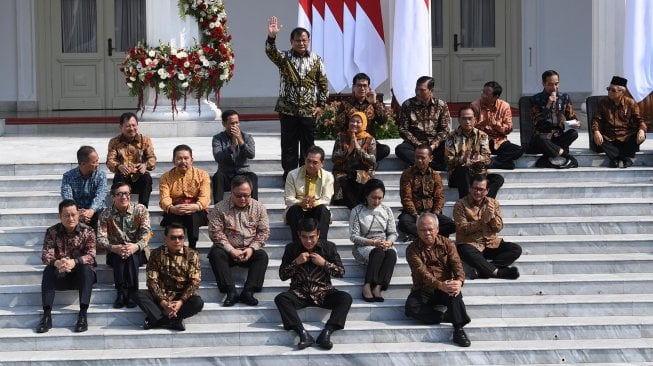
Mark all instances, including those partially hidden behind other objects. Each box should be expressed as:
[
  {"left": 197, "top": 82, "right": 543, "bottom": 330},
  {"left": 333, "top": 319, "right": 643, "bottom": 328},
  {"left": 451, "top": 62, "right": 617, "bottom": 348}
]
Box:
[{"left": 268, "top": 16, "right": 282, "bottom": 38}]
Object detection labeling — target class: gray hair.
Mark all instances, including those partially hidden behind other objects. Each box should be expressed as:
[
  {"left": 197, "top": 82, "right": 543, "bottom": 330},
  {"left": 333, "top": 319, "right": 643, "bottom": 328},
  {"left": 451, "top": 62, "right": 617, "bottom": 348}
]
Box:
[{"left": 417, "top": 213, "right": 440, "bottom": 228}]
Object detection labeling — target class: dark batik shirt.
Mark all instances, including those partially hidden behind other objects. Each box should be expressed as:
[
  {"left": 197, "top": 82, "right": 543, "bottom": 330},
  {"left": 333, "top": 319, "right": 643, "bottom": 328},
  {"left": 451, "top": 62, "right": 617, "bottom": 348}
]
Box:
[
  {"left": 146, "top": 245, "right": 201, "bottom": 303},
  {"left": 41, "top": 223, "right": 97, "bottom": 269},
  {"left": 400, "top": 165, "right": 445, "bottom": 216},
  {"left": 279, "top": 240, "right": 345, "bottom": 305},
  {"left": 335, "top": 97, "right": 388, "bottom": 135},
  {"left": 398, "top": 96, "right": 451, "bottom": 148},
  {"left": 591, "top": 96, "right": 647, "bottom": 142},
  {"left": 406, "top": 236, "right": 465, "bottom": 294},
  {"left": 530, "top": 90, "right": 577, "bottom": 133},
  {"left": 97, "top": 202, "right": 153, "bottom": 256}
]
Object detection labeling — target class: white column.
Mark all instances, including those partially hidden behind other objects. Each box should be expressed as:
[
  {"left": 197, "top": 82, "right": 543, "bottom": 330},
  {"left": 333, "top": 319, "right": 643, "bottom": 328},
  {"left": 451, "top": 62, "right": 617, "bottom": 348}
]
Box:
[
  {"left": 16, "top": 0, "right": 37, "bottom": 111},
  {"left": 591, "top": 0, "right": 626, "bottom": 96},
  {"left": 139, "top": 0, "right": 221, "bottom": 136}
]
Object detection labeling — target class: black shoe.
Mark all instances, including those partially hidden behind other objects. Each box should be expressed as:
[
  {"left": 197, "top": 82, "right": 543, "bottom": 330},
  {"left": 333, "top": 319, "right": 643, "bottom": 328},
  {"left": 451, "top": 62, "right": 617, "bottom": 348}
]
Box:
[
  {"left": 143, "top": 317, "right": 156, "bottom": 330},
  {"left": 566, "top": 156, "right": 579, "bottom": 168},
  {"left": 361, "top": 291, "right": 375, "bottom": 303},
  {"left": 316, "top": 328, "right": 334, "bottom": 350},
  {"left": 497, "top": 266, "right": 520, "bottom": 280},
  {"left": 113, "top": 290, "right": 125, "bottom": 309},
  {"left": 74, "top": 314, "right": 88, "bottom": 333},
  {"left": 36, "top": 314, "right": 52, "bottom": 333},
  {"left": 609, "top": 159, "right": 620, "bottom": 168},
  {"left": 239, "top": 291, "right": 259, "bottom": 306},
  {"left": 223, "top": 290, "right": 239, "bottom": 307},
  {"left": 167, "top": 318, "right": 186, "bottom": 331},
  {"left": 622, "top": 158, "right": 634, "bottom": 168},
  {"left": 373, "top": 296, "right": 385, "bottom": 302},
  {"left": 297, "top": 329, "right": 315, "bottom": 350},
  {"left": 453, "top": 328, "right": 471, "bottom": 347},
  {"left": 534, "top": 156, "right": 549, "bottom": 168}
]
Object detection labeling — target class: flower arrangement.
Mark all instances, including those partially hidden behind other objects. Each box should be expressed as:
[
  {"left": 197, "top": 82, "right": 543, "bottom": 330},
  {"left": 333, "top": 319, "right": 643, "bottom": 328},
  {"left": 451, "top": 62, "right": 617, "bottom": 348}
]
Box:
[
  {"left": 315, "top": 101, "right": 400, "bottom": 140},
  {"left": 120, "top": 0, "right": 234, "bottom": 116}
]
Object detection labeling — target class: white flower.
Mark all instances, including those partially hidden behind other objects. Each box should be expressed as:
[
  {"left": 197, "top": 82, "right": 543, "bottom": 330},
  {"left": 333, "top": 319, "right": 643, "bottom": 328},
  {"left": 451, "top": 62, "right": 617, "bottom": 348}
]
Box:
[
  {"left": 181, "top": 81, "right": 189, "bottom": 89},
  {"left": 184, "top": 61, "right": 190, "bottom": 68},
  {"left": 129, "top": 76, "right": 136, "bottom": 81},
  {"left": 209, "top": 22, "right": 216, "bottom": 29},
  {"left": 177, "top": 51, "right": 188, "bottom": 59},
  {"left": 127, "top": 82, "right": 133, "bottom": 88},
  {"left": 202, "top": 60, "right": 210, "bottom": 67},
  {"left": 178, "top": 73, "right": 186, "bottom": 81},
  {"left": 171, "top": 48, "right": 178, "bottom": 56},
  {"left": 158, "top": 82, "right": 165, "bottom": 89},
  {"left": 148, "top": 50, "right": 156, "bottom": 57},
  {"left": 157, "top": 68, "right": 166, "bottom": 76}
]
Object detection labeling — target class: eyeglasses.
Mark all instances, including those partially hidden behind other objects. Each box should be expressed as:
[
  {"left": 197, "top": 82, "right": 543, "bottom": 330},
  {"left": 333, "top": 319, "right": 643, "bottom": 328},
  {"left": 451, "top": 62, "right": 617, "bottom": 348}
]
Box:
[
  {"left": 471, "top": 187, "right": 487, "bottom": 192},
  {"left": 354, "top": 84, "right": 369, "bottom": 89},
  {"left": 168, "top": 235, "right": 185, "bottom": 241},
  {"left": 606, "top": 87, "right": 622, "bottom": 93},
  {"left": 113, "top": 192, "right": 130, "bottom": 197},
  {"left": 459, "top": 116, "right": 474, "bottom": 121},
  {"left": 233, "top": 193, "right": 251, "bottom": 199}
]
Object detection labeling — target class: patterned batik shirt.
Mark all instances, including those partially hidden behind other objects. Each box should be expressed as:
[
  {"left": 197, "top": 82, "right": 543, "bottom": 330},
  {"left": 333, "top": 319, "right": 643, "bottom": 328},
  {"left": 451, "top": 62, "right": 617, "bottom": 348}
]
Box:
[
  {"left": 146, "top": 245, "right": 201, "bottom": 303},
  {"left": 453, "top": 195, "right": 504, "bottom": 251},
  {"left": 530, "top": 90, "right": 577, "bottom": 133},
  {"left": 334, "top": 98, "right": 388, "bottom": 134},
  {"left": 97, "top": 202, "right": 153, "bottom": 257},
  {"left": 406, "top": 236, "right": 465, "bottom": 294},
  {"left": 279, "top": 240, "right": 345, "bottom": 305},
  {"left": 398, "top": 96, "right": 451, "bottom": 148},
  {"left": 470, "top": 98, "right": 513, "bottom": 146},
  {"left": 106, "top": 133, "right": 157, "bottom": 179},
  {"left": 159, "top": 166, "right": 211, "bottom": 212},
  {"left": 265, "top": 37, "right": 329, "bottom": 117},
  {"left": 399, "top": 165, "right": 446, "bottom": 216},
  {"left": 208, "top": 198, "right": 270, "bottom": 253},
  {"left": 61, "top": 167, "right": 108, "bottom": 211},
  {"left": 591, "top": 96, "right": 646, "bottom": 142},
  {"left": 41, "top": 223, "right": 96, "bottom": 269},
  {"left": 445, "top": 127, "right": 492, "bottom": 182}
]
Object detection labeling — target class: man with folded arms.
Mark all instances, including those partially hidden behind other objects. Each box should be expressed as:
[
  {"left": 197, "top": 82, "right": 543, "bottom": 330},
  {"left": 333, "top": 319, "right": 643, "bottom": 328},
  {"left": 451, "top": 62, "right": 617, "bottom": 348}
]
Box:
[
  {"left": 208, "top": 175, "right": 270, "bottom": 307},
  {"left": 135, "top": 222, "right": 203, "bottom": 331},
  {"left": 97, "top": 181, "right": 152, "bottom": 309},
  {"left": 37, "top": 199, "right": 96, "bottom": 333},
  {"left": 275, "top": 218, "right": 352, "bottom": 350},
  {"left": 591, "top": 76, "right": 647, "bottom": 168},
  {"left": 454, "top": 174, "right": 521, "bottom": 280},
  {"left": 159, "top": 144, "right": 211, "bottom": 249}
]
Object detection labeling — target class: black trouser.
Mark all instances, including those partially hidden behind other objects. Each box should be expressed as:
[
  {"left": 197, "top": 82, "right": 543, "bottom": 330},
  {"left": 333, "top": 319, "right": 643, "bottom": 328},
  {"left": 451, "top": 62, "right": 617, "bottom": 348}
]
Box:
[
  {"left": 333, "top": 176, "right": 364, "bottom": 209},
  {"left": 529, "top": 129, "right": 578, "bottom": 158},
  {"left": 448, "top": 166, "right": 504, "bottom": 199},
  {"left": 365, "top": 247, "right": 397, "bottom": 290},
  {"left": 275, "top": 290, "right": 352, "bottom": 331},
  {"left": 279, "top": 113, "right": 316, "bottom": 177},
  {"left": 376, "top": 143, "right": 390, "bottom": 162},
  {"left": 135, "top": 290, "right": 204, "bottom": 323},
  {"left": 457, "top": 240, "right": 522, "bottom": 278},
  {"left": 207, "top": 246, "right": 269, "bottom": 293},
  {"left": 395, "top": 142, "right": 446, "bottom": 170},
  {"left": 113, "top": 172, "right": 153, "bottom": 207},
  {"left": 41, "top": 264, "right": 95, "bottom": 309},
  {"left": 397, "top": 212, "right": 456, "bottom": 238},
  {"left": 599, "top": 133, "right": 640, "bottom": 161},
  {"left": 490, "top": 140, "right": 524, "bottom": 169},
  {"left": 212, "top": 170, "right": 259, "bottom": 204},
  {"left": 161, "top": 211, "right": 207, "bottom": 249},
  {"left": 405, "top": 289, "right": 471, "bottom": 328},
  {"left": 286, "top": 204, "right": 331, "bottom": 243},
  {"left": 106, "top": 251, "right": 145, "bottom": 290}
]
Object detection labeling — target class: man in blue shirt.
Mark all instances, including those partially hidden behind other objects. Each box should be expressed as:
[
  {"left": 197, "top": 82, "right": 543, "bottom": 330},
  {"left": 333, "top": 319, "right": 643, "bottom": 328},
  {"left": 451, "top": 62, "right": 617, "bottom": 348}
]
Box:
[{"left": 61, "top": 145, "right": 108, "bottom": 228}]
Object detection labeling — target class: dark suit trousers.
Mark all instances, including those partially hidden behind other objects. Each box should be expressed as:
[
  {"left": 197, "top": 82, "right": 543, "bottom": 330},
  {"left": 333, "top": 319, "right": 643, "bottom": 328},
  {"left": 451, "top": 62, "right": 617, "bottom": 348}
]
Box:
[
  {"left": 397, "top": 212, "right": 456, "bottom": 238},
  {"left": 161, "top": 211, "right": 207, "bottom": 249},
  {"left": 395, "top": 142, "right": 446, "bottom": 170},
  {"left": 457, "top": 240, "right": 523, "bottom": 278},
  {"left": 106, "top": 251, "right": 145, "bottom": 290},
  {"left": 529, "top": 129, "right": 579, "bottom": 158},
  {"left": 274, "top": 290, "right": 353, "bottom": 331},
  {"left": 366, "top": 247, "right": 397, "bottom": 289},
  {"left": 113, "top": 171, "right": 153, "bottom": 207},
  {"left": 600, "top": 133, "right": 640, "bottom": 161},
  {"left": 286, "top": 204, "right": 331, "bottom": 243},
  {"left": 135, "top": 290, "right": 204, "bottom": 323},
  {"left": 448, "top": 166, "right": 504, "bottom": 199},
  {"left": 405, "top": 289, "right": 471, "bottom": 329},
  {"left": 490, "top": 140, "right": 524, "bottom": 169},
  {"left": 207, "top": 246, "right": 269, "bottom": 292},
  {"left": 279, "top": 114, "right": 316, "bottom": 176},
  {"left": 41, "top": 264, "right": 95, "bottom": 308}
]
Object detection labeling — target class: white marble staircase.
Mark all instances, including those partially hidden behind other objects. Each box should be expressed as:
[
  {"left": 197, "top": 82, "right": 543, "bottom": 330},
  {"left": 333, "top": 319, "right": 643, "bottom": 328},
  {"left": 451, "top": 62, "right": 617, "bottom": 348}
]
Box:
[{"left": 0, "top": 136, "right": 652, "bottom": 365}]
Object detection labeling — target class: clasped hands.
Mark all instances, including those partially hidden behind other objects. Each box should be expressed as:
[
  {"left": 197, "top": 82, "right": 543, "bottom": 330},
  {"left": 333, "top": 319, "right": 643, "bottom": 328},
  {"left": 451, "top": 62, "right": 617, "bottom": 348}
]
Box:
[
  {"left": 370, "top": 238, "right": 392, "bottom": 250},
  {"left": 301, "top": 196, "right": 316, "bottom": 210},
  {"left": 440, "top": 279, "right": 462, "bottom": 297},
  {"left": 110, "top": 243, "right": 139, "bottom": 260},
  {"left": 54, "top": 257, "right": 76, "bottom": 273},
  {"left": 117, "top": 163, "right": 147, "bottom": 176},
  {"left": 169, "top": 203, "right": 201, "bottom": 215},
  {"left": 230, "top": 247, "right": 254, "bottom": 263},
  {"left": 293, "top": 251, "right": 326, "bottom": 267},
  {"left": 160, "top": 299, "right": 183, "bottom": 319}
]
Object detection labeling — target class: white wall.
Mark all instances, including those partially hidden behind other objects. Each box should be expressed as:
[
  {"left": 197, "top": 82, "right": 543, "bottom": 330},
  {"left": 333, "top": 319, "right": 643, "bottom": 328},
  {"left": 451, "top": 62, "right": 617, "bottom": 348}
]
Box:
[
  {"left": 0, "top": 0, "right": 18, "bottom": 103},
  {"left": 521, "top": 0, "right": 593, "bottom": 96}
]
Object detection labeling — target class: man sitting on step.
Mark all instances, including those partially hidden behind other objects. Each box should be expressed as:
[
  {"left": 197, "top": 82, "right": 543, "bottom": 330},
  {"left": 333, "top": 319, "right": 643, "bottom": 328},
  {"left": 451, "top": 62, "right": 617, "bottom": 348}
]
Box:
[
  {"left": 591, "top": 76, "right": 647, "bottom": 168},
  {"left": 275, "top": 218, "right": 352, "bottom": 350},
  {"left": 135, "top": 222, "right": 204, "bottom": 331},
  {"left": 61, "top": 145, "right": 108, "bottom": 229},
  {"left": 159, "top": 144, "right": 211, "bottom": 249},
  {"left": 212, "top": 109, "right": 259, "bottom": 203},
  {"left": 37, "top": 199, "right": 97, "bottom": 334},
  {"left": 97, "top": 181, "right": 152, "bottom": 309},
  {"left": 398, "top": 143, "right": 456, "bottom": 240},
  {"left": 208, "top": 175, "right": 270, "bottom": 307},
  {"left": 454, "top": 174, "right": 521, "bottom": 280},
  {"left": 404, "top": 213, "right": 471, "bottom": 347}
]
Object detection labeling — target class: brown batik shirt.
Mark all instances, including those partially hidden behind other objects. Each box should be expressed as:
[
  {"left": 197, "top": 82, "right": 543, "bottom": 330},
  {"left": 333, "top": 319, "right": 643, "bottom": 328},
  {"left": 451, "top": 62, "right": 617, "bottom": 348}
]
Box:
[
  {"left": 398, "top": 96, "right": 451, "bottom": 148},
  {"left": 399, "top": 165, "right": 445, "bottom": 216}
]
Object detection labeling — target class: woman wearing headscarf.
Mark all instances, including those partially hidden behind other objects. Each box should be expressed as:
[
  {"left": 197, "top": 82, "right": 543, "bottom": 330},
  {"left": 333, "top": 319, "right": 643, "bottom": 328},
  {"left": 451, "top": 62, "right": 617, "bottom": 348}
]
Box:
[{"left": 331, "top": 111, "right": 377, "bottom": 209}]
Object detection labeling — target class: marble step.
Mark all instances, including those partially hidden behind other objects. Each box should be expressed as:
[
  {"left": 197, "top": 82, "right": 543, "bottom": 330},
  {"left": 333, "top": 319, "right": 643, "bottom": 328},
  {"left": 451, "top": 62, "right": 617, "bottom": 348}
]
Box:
[
  {"left": 3, "top": 253, "right": 653, "bottom": 286},
  {"left": 3, "top": 274, "right": 653, "bottom": 308},
  {"left": 0, "top": 312, "right": 653, "bottom": 356}
]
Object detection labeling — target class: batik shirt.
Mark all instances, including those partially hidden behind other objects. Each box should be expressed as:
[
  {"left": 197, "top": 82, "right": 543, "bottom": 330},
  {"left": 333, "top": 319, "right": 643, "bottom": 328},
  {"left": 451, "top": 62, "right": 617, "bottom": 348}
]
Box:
[
  {"left": 471, "top": 98, "right": 513, "bottom": 146},
  {"left": 106, "top": 133, "right": 157, "bottom": 179},
  {"left": 159, "top": 166, "right": 211, "bottom": 212},
  {"left": 41, "top": 223, "right": 96, "bottom": 269},
  {"left": 445, "top": 127, "right": 491, "bottom": 181},
  {"left": 530, "top": 90, "right": 577, "bottom": 133},
  {"left": 208, "top": 198, "right": 270, "bottom": 253},
  {"left": 453, "top": 195, "right": 504, "bottom": 251},
  {"left": 399, "top": 166, "right": 446, "bottom": 216},
  {"left": 591, "top": 96, "right": 646, "bottom": 142},
  {"left": 398, "top": 96, "right": 451, "bottom": 148},
  {"left": 97, "top": 202, "right": 153, "bottom": 256},
  {"left": 146, "top": 245, "right": 201, "bottom": 303},
  {"left": 335, "top": 97, "right": 388, "bottom": 134}
]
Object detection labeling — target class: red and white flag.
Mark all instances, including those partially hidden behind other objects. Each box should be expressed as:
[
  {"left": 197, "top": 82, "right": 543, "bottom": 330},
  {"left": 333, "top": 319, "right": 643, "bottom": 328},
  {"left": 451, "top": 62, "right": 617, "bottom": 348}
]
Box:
[
  {"left": 392, "top": 0, "right": 431, "bottom": 104},
  {"left": 354, "top": 0, "right": 388, "bottom": 89},
  {"left": 343, "top": 0, "right": 359, "bottom": 84},
  {"left": 297, "top": 0, "right": 312, "bottom": 33},
  {"left": 324, "top": 0, "right": 347, "bottom": 91},
  {"left": 310, "top": 0, "right": 326, "bottom": 58},
  {"left": 624, "top": 0, "right": 653, "bottom": 102}
]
